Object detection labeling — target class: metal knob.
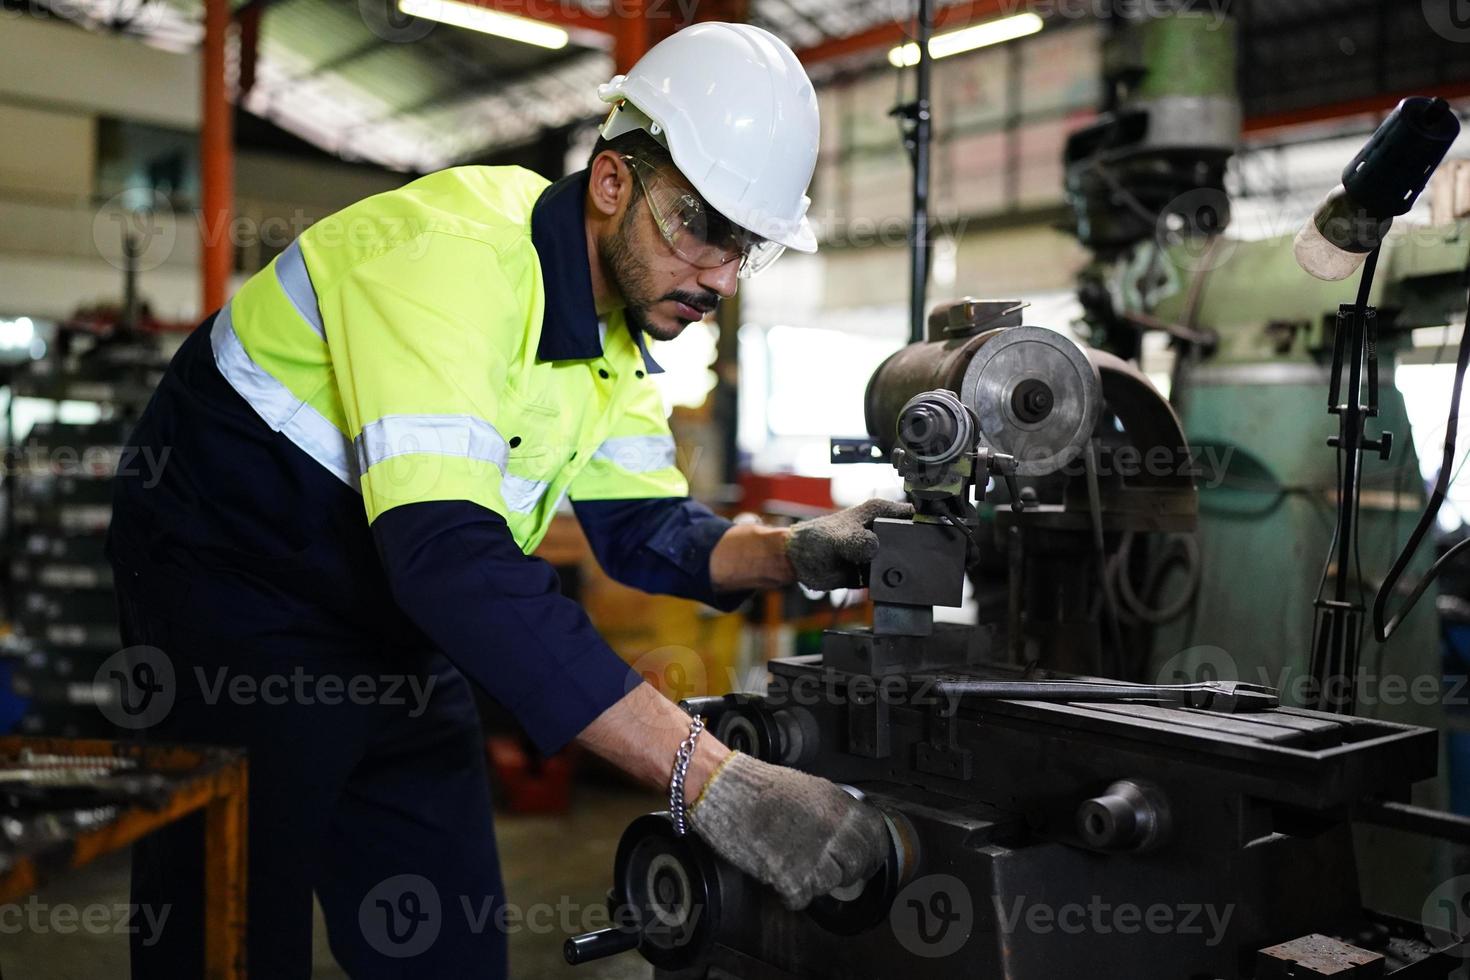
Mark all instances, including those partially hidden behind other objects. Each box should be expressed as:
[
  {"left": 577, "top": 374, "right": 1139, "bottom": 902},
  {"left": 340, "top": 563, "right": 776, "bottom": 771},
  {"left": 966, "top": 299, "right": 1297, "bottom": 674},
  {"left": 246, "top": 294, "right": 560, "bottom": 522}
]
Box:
[{"left": 1076, "top": 779, "right": 1171, "bottom": 852}]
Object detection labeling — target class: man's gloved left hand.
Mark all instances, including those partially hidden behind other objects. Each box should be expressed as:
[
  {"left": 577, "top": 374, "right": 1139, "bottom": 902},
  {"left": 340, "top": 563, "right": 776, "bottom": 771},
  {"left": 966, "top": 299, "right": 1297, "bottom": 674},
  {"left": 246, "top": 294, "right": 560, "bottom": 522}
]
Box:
[
  {"left": 688, "top": 751, "right": 889, "bottom": 910},
  {"left": 785, "top": 498, "right": 914, "bottom": 590}
]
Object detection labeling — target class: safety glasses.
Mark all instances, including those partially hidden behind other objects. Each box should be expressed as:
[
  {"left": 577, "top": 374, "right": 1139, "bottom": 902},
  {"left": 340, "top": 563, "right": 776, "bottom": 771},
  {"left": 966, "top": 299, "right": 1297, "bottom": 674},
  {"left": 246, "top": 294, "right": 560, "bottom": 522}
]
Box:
[{"left": 622, "top": 155, "right": 786, "bottom": 279}]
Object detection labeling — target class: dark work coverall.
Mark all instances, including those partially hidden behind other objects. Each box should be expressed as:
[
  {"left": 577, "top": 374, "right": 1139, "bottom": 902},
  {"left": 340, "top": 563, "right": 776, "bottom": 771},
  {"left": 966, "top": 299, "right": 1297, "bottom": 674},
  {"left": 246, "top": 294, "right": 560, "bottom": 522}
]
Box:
[{"left": 107, "top": 171, "right": 743, "bottom": 978}]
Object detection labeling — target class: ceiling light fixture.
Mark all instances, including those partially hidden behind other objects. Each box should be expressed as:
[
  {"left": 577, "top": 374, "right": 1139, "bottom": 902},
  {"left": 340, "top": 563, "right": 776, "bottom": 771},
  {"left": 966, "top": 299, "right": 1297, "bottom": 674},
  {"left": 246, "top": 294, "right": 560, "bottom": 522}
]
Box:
[
  {"left": 887, "top": 12, "right": 1044, "bottom": 67},
  {"left": 396, "top": 0, "right": 569, "bottom": 49}
]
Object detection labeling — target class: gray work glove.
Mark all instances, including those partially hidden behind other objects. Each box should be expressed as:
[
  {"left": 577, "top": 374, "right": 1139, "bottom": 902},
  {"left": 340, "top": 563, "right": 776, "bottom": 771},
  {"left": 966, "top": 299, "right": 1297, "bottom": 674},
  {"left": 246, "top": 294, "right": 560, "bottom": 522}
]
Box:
[
  {"left": 688, "top": 751, "right": 888, "bottom": 910},
  {"left": 786, "top": 498, "right": 914, "bottom": 590}
]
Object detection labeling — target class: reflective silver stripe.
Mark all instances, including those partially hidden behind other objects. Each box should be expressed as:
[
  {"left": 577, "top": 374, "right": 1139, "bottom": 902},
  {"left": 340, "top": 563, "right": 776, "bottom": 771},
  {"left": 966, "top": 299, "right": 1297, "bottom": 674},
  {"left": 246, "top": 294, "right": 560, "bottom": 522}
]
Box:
[
  {"left": 502, "top": 475, "right": 549, "bottom": 514},
  {"left": 213, "top": 311, "right": 543, "bottom": 514},
  {"left": 354, "top": 414, "right": 509, "bottom": 474},
  {"left": 210, "top": 303, "right": 359, "bottom": 488},
  {"left": 275, "top": 240, "right": 326, "bottom": 339},
  {"left": 355, "top": 415, "right": 546, "bottom": 514},
  {"left": 592, "top": 434, "right": 676, "bottom": 473}
]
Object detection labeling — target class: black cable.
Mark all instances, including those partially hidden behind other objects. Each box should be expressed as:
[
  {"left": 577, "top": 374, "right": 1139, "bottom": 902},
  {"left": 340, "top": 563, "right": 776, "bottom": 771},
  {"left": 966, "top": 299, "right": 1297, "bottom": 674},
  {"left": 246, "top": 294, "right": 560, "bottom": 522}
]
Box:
[
  {"left": 1307, "top": 446, "right": 1344, "bottom": 682},
  {"left": 939, "top": 507, "right": 984, "bottom": 564},
  {"left": 1373, "top": 269, "right": 1470, "bottom": 642}
]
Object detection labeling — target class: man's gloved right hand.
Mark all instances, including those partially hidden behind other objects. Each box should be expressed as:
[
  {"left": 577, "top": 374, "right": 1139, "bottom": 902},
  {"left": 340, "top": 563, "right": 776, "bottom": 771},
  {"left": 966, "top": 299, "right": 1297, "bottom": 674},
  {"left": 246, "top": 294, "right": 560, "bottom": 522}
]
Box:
[
  {"left": 687, "top": 751, "right": 889, "bottom": 910},
  {"left": 785, "top": 498, "right": 914, "bottom": 591}
]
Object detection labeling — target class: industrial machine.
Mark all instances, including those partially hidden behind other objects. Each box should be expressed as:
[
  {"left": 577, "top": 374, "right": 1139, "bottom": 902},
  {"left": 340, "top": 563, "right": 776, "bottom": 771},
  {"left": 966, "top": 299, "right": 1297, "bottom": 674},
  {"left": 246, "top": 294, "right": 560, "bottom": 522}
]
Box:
[
  {"left": 560, "top": 11, "right": 1470, "bottom": 977},
  {"left": 565, "top": 303, "right": 1464, "bottom": 978},
  {"left": 1061, "top": 11, "right": 1466, "bottom": 918}
]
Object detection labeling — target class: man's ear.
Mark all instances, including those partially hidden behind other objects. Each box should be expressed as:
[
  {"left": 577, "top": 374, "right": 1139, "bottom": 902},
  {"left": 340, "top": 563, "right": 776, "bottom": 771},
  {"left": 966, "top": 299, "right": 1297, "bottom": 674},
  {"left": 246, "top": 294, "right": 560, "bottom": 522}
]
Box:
[{"left": 587, "top": 150, "right": 630, "bottom": 222}]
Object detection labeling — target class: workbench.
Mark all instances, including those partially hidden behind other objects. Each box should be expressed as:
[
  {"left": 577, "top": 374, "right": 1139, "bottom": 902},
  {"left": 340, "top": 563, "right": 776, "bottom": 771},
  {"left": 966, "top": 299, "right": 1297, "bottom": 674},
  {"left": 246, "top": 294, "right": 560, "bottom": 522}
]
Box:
[{"left": 0, "top": 736, "right": 248, "bottom": 979}]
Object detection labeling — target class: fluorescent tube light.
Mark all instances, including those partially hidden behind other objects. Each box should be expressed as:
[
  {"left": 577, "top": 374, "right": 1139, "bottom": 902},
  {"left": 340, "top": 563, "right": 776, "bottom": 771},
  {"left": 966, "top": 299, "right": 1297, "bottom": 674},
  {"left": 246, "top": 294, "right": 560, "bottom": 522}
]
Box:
[
  {"left": 888, "top": 12, "right": 1043, "bottom": 67},
  {"left": 397, "top": 0, "right": 569, "bottom": 49}
]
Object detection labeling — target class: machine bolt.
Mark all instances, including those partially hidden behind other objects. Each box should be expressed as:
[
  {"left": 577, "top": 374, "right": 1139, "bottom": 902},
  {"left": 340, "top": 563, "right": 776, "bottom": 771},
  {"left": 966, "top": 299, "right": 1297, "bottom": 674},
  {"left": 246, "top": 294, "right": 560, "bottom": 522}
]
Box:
[{"left": 1011, "top": 378, "right": 1055, "bottom": 424}]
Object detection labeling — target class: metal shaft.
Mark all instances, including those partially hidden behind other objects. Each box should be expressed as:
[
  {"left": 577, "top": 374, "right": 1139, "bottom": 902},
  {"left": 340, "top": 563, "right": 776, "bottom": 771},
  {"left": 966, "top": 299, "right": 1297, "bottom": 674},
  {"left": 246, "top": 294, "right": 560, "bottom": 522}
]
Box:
[{"left": 908, "top": 0, "right": 933, "bottom": 345}]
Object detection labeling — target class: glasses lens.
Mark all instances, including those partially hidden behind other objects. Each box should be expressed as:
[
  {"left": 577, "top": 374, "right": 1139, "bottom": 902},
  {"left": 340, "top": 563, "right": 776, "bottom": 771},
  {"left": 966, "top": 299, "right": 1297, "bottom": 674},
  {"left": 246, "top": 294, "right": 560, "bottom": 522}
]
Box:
[
  {"left": 626, "top": 156, "right": 748, "bottom": 269},
  {"left": 738, "top": 239, "right": 786, "bottom": 279},
  {"left": 623, "top": 155, "right": 789, "bottom": 275}
]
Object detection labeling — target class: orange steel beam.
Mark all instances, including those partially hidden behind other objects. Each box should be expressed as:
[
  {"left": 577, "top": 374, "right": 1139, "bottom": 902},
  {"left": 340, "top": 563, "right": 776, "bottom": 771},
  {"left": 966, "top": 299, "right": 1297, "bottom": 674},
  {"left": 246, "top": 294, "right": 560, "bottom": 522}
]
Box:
[
  {"left": 1243, "top": 82, "right": 1470, "bottom": 136},
  {"left": 613, "top": 0, "right": 650, "bottom": 74},
  {"left": 201, "top": 0, "right": 233, "bottom": 316},
  {"left": 236, "top": 3, "right": 263, "bottom": 98}
]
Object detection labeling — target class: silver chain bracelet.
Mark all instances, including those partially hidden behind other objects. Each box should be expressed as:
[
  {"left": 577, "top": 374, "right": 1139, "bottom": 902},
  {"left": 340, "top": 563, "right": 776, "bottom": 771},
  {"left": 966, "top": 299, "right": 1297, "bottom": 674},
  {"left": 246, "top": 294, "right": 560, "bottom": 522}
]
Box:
[{"left": 669, "top": 714, "right": 705, "bottom": 836}]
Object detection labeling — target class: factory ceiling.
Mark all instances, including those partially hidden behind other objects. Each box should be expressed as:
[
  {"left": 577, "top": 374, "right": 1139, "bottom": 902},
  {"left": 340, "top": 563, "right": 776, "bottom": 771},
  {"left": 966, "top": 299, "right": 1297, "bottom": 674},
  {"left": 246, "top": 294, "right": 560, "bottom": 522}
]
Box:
[{"left": 24, "top": 0, "right": 1470, "bottom": 173}]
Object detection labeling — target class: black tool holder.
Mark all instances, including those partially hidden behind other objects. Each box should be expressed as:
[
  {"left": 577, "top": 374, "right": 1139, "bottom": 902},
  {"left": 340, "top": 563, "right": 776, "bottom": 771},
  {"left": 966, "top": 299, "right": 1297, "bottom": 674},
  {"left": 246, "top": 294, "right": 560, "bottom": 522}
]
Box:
[
  {"left": 1305, "top": 96, "right": 1461, "bottom": 714},
  {"left": 1308, "top": 264, "right": 1392, "bottom": 714}
]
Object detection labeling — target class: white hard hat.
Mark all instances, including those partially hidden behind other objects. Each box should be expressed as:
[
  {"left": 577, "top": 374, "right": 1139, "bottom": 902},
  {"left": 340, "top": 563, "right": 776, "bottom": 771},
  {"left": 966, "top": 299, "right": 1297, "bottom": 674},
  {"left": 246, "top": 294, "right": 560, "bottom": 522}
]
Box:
[{"left": 597, "top": 22, "right": 820, "bottom": 254}]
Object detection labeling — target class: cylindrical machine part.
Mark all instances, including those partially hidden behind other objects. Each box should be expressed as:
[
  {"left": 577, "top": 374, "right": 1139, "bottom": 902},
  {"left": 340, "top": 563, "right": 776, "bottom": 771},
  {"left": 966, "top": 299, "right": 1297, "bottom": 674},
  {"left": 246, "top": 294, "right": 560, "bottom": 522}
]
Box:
[
  {"left": 564, "top": 925, "right": 639, "bottom": 964},
  {"left": 896, "top": 390, "right": 974, "bottom": 465},
  {"left": 1076, "top": 779, "right": 1172, "bottom": 853},
  {"left": 603, "top": 812, "right": 736, "bottom": 971},
  {"left": 866, "top": 324, "right": 1102, "bottom": 475}
]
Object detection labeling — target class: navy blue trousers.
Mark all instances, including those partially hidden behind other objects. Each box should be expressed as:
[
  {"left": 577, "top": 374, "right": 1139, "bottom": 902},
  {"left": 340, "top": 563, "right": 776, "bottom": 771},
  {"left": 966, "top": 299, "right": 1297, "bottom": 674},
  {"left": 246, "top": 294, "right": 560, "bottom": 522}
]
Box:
[{"left": 116, "top": 576, "right": 509, "bottom": 978}]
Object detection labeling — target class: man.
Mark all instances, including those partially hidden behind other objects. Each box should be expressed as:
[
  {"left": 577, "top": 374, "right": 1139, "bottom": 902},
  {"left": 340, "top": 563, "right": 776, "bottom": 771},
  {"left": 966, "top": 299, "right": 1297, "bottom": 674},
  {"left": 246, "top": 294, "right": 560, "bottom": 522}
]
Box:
[{"left": 109, "top": 21, "right": 907, "bottom": 978}]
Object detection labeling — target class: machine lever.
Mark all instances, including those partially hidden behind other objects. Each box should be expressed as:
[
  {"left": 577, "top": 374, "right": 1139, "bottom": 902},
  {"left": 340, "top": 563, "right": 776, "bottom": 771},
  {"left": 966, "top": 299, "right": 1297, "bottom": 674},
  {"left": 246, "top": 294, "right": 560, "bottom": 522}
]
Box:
[
  {"left": 930, "top": 679, "right": 1279, "bottom": 713},
  {"left": 564, "top": 926, "right": 639, "bottom": 965},
  {"left": 977, "top": 447, "right": 1026, "bottom": 512}
]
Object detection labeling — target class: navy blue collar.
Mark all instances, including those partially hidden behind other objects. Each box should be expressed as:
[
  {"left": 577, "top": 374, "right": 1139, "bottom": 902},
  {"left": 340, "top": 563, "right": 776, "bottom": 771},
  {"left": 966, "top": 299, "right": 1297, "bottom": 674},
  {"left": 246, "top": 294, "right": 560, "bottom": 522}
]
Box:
[{"left": 530, "top": 169, "right": 663, "bottom": 374}]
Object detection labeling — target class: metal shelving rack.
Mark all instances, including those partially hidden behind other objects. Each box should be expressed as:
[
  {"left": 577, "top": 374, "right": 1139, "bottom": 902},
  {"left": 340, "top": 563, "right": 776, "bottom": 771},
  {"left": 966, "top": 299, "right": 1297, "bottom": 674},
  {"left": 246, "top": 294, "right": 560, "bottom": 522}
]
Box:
[{"left": 2, "top": 326, "right": 171, "bottom": 737}]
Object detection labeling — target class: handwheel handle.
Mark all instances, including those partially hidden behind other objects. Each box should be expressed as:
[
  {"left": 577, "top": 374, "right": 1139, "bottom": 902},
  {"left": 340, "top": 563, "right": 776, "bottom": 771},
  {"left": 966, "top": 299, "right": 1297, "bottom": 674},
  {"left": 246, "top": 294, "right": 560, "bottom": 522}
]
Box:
[{"left": 563, "top": 926, "right": 639, "bottom": 965}]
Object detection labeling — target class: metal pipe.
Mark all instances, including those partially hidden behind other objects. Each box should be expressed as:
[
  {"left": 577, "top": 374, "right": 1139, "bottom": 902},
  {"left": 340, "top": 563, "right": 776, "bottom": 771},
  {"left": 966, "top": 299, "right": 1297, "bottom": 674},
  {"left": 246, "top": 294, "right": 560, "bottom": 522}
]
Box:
[
  {"left": 908, "top": 0, "right": 933, "bottom": 344},
  {"left": 201, "top": 0, "right": 234, "bottom": 316},
  {"left": 1356, "top": 800, "right": 1470, "bottom": 847}
]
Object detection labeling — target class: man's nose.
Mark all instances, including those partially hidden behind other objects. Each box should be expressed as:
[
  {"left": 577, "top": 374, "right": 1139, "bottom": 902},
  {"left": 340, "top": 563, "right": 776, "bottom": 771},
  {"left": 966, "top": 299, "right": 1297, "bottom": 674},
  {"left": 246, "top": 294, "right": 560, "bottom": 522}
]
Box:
[{"left": 697, "top": 258, "right": 739, "bottom": 299}]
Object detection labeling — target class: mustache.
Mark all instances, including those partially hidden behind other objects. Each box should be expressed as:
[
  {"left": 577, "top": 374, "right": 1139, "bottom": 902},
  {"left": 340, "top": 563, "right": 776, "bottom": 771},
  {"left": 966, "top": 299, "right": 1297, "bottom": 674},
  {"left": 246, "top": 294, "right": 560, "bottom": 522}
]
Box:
[{"left": 663, "top": 290, "right": 720, "bottom": 317}]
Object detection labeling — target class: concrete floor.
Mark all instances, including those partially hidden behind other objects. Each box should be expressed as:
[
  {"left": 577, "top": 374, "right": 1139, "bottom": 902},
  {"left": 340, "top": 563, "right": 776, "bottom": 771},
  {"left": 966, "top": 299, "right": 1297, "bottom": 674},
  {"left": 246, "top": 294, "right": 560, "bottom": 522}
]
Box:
[{"left": 1, "top": 783, "right": 658, "bottom": 979}]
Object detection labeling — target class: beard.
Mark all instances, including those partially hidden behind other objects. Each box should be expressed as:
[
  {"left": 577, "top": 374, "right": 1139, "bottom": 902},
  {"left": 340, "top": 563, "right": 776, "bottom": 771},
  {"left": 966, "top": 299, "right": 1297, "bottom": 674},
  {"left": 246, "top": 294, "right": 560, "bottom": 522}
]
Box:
[{"left": 598, "top": 204, "right": 719, "bottom": 343}]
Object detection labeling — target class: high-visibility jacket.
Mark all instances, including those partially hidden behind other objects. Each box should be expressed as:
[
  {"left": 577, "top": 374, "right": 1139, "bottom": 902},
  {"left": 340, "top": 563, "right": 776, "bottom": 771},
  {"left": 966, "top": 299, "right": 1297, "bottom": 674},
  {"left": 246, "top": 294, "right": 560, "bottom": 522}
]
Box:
[
  {"left": 218, "top": 164, "right": 687, "bottom": 553},
  {"left": 108, "top": 167, "right": 743, "bottom": 754}
]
